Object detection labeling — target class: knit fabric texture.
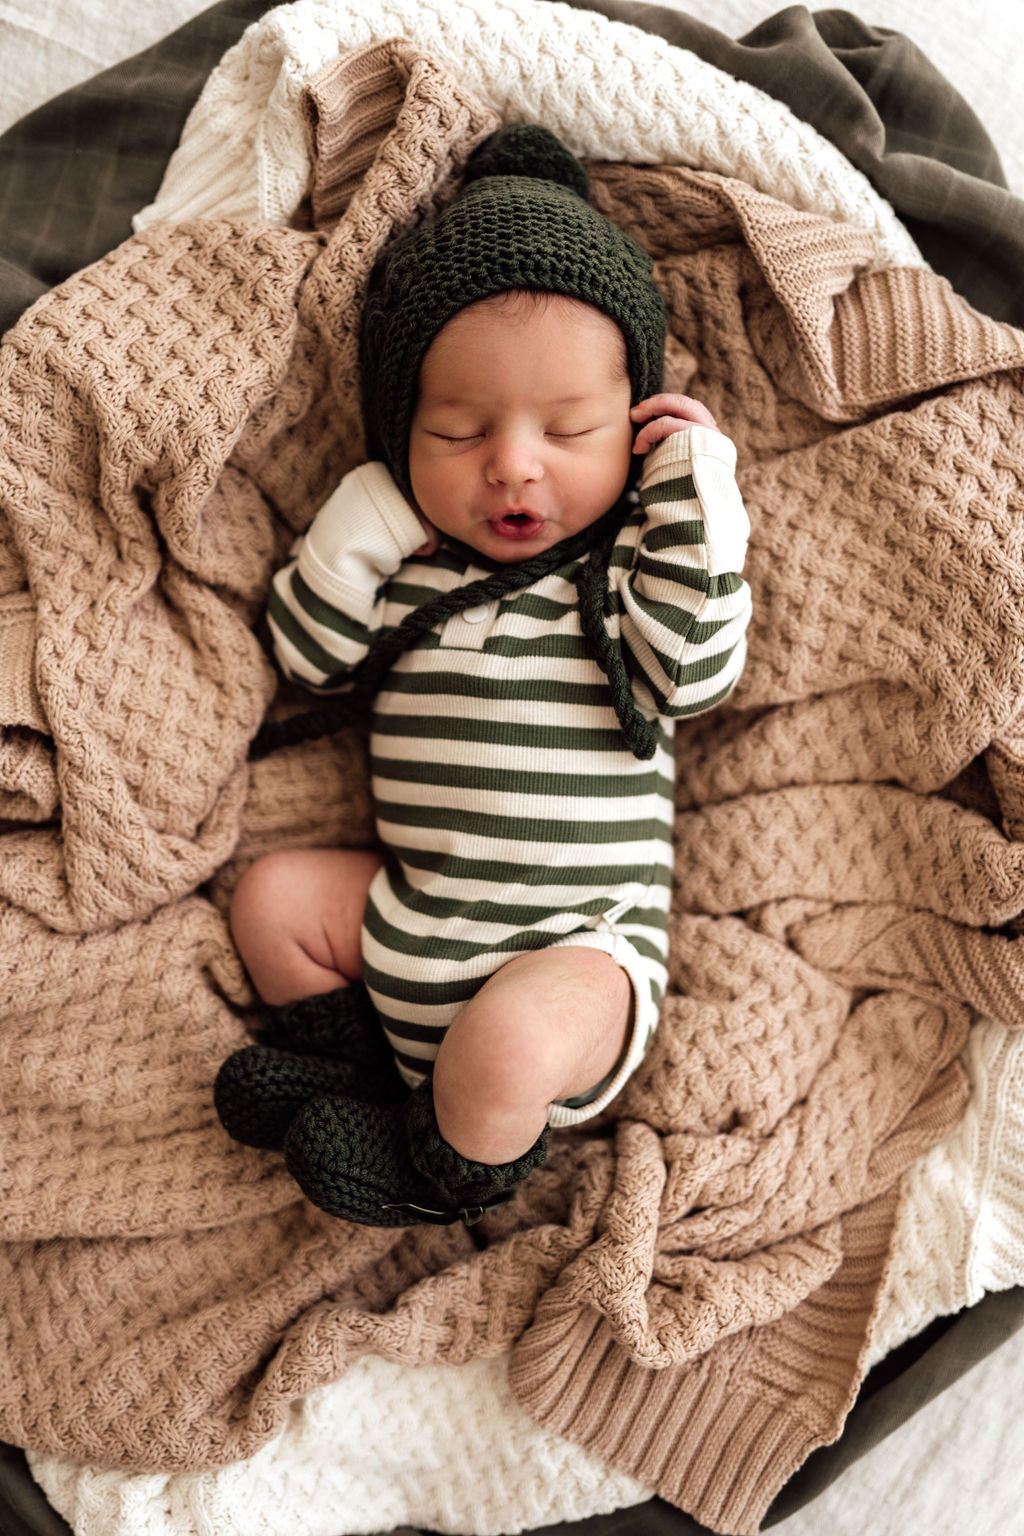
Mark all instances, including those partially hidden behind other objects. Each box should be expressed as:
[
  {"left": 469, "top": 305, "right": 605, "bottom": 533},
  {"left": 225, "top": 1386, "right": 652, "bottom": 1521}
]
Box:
[
  {"left": 132, "top": 0, "right": 925, "bottom": 273},
  {"left": 283, "top": 1080, "right": 550, "bottom": 1225},
  {"left": 213, "top": 984, "right": 407, "bottom": 1148},
  {"left": 359, "top": 122, "right": 666, "bottom": 500},
  {"left": 6, "top": 28, "right": 1024, "bottom": 1536}
]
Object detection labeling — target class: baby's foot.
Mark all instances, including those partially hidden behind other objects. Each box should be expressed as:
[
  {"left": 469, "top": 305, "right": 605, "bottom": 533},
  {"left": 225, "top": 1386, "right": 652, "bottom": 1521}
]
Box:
[
  {"left": 214, "top": 984, "right": 404, "bottom": 1149},
  {"left": 283, "top": 1081, "right": 549, "bottom": 1226}
]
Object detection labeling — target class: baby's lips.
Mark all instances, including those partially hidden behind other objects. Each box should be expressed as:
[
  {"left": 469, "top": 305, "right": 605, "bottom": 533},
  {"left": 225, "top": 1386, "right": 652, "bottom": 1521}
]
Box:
[{"left": 488, "top": 509, "right": 545, "bottom": 539}]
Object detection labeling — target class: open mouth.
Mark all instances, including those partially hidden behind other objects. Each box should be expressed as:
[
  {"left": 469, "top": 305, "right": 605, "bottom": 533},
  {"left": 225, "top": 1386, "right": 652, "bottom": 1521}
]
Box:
[{"left": 489, "top": 510, "right": 544, "bottom": 539}]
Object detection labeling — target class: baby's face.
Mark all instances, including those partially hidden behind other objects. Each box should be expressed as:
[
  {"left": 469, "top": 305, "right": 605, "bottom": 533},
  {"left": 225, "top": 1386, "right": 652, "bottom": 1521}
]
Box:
[{"left": 408, "top": 293, "right": 634, "bottom": 563}]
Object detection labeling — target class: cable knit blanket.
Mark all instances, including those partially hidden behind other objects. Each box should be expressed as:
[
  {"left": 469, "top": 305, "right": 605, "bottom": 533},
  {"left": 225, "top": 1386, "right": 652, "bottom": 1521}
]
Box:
[{"left": 5, "top": 22, "right": 1024, "bottom": 1536}]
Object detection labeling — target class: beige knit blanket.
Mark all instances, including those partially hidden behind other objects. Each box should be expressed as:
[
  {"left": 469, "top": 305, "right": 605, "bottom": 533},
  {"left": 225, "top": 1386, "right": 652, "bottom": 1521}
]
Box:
[{"left": 4, "top": 43, "right": 1024, "bottom": 1536}]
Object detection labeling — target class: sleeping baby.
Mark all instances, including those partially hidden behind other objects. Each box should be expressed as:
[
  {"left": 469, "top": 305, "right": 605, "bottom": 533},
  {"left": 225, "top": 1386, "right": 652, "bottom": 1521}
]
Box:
[{"left": 214, "top": 124, "right": 752, "bottom": 1226}]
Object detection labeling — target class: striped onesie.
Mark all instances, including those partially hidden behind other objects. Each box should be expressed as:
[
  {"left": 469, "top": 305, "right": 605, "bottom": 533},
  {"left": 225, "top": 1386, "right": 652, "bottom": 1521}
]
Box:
[{"left": 268, "top": 426, "right": 752, "bottom": 1125}]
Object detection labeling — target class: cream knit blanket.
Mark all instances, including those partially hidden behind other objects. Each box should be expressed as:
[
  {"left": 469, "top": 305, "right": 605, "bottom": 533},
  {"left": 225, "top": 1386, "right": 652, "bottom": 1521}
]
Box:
[
  {"left": 5, "top": 28, "right": 1024, "bottom": 1536},
  {"left": 134, "top": 0, "right": 923, "bottom": 271}
]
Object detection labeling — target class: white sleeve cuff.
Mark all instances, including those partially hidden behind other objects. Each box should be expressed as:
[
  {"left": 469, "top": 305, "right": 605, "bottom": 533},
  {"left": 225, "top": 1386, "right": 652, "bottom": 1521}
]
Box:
[{"left": 298, "top": 462, "right": 425, "bottom": 605}]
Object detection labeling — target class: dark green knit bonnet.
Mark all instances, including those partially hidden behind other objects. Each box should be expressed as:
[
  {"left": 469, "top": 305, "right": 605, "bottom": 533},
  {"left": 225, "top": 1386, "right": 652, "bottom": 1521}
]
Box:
[
  {"left": 250, "top": 124, "right": 667, "bottom": 763},
  {"left": 360, "top": 123, "right": 666, "bottom": 502}
]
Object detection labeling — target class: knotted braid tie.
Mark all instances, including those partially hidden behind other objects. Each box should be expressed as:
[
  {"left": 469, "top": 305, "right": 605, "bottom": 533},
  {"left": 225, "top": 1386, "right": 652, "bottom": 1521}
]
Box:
[{"left": 248, "top": 498, "right": 658, "bottom": 762}]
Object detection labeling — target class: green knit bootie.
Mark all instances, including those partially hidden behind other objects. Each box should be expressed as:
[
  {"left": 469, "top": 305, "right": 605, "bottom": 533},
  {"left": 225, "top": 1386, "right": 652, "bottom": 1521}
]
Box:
[
  {"left": 283, "top": 1079, "right": 550, "bottom": 1226},
  {"left": 214, "top": 984, "right": 404, "bottom": 1150}
]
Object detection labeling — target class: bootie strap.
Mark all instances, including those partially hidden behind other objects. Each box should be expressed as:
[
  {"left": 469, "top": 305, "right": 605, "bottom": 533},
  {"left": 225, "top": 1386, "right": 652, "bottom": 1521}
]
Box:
[{"left": 380, "top": 1189, "right": 518, "bottom": 1227}]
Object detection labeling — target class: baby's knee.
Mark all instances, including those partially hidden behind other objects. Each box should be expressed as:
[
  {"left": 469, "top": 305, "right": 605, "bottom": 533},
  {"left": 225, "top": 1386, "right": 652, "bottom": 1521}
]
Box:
[{"left": 450, "top": 947, "right": 630, "bottom": 1093}]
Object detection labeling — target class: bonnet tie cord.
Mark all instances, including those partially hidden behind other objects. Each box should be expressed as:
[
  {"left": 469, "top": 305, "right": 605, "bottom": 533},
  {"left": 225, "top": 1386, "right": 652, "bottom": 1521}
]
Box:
[
  {"left": 248, "top": 497, "right": 658, "bottom": 762},
  {"left": 574, "top": 512, "right": 658, "bottom": 761}
]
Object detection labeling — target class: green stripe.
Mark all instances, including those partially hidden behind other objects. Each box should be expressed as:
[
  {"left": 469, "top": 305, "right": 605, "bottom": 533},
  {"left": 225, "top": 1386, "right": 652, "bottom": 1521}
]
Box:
[
  {"left": 382, "top": 1013, "right": 445, "bottom": 1050},
  {"left": 618, "top": 560, "right": 745, "bottom": 601},
  {"left": 632, "top": 552, "right": 712, "bottom": 595},
  {"left": 381, "top": 1016, "right": 447, "bottom": 1046},
  {"left": 365, "top": 952, "right": 533, "bottom": 1005},
  {"left": 496, "top": 590, "right": 579, "bottom": 623},
  {"left": 616, "top": 931, "right": 669, "bottom": 964},
  {"left": 289, "top": 569, "right": 368, "bottom": 642},
  {"left": 644, "top": 627, "right": 741, "bottom": 683},
  {"left": 645, "top": 518, "right": 704, "bottom": 552},
  {"left": 386, "top": 578, "right": 448, "bottom": 610},
  {"left": 370, "top": 713, "right": 630, "bottom": 750},
  {"left": 381, "top": 869, "right": 671, "bottom": 930},
  {"left": 625, "top": 591, "right": 736, "bottom": 645},
  {"left": 268, "top": 585, "right": 356, "bottom": 678},
  {"left": 378, "top": 670, "right": 615, "bottom": 707},
  {"left": 640, "top": 664, "right": 740, "bottom": 718},
  {"left": 641, "top": 472, "right": 697, "bottom": 505},
  {"left": 479, "top": 632, "right": 594, "bottom": 661},
  {"left": 373, "top": 801, "right": 673, "bottom": 844},
  {"left": 381, "top": 874, "right": 629, "bottom": 928},
  {"left": 366, "top": 905, "right": 645, "bottom": 963},
  {"left": 372, "top": 757, "right": 672, "bottom": 799}
]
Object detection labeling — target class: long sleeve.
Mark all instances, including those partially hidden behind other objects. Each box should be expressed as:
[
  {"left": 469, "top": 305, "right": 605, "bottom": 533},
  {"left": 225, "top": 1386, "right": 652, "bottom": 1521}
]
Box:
[
  {"left": 267, "top": 461, "right": 426, "bottom": 689},
  {"left": 616, "top": 425, "right": 751, "bottom": 717}
]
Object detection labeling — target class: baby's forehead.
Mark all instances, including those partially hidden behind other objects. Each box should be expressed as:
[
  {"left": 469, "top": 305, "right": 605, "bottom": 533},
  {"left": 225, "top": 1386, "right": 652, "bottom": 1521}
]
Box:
[
  {"left": 421, "top": 291, "right": 629, "bottom": 379},
  {"left": 442, "top": 288, "right": 618, "bottom": 331}
]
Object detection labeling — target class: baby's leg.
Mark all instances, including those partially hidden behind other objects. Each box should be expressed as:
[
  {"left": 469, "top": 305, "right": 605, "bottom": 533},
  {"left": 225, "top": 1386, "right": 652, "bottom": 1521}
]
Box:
[
  {"left": 431, "top": 946, "right": 632, "bottom": 1165},
  {"left": 229, "top": 847, "right": 384, "bottom": 1005}
]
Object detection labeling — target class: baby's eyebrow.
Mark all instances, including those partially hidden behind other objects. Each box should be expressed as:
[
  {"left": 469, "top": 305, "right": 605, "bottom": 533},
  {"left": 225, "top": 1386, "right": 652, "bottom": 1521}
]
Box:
[{"left": 421, "top": 391, "right": 609, "bottom": 409}]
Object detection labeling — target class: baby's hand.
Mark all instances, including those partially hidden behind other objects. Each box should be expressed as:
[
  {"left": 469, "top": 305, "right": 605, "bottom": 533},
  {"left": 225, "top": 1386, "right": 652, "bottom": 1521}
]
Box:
[{"left": 630, "top": 394, "right": 719, "bottom": 455}]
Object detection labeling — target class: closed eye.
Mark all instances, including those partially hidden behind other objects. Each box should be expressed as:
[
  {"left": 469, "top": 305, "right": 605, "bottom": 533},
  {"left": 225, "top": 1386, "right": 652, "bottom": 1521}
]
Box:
[{"left": 428, "top": 427, "right": 598, "bottom": 444}]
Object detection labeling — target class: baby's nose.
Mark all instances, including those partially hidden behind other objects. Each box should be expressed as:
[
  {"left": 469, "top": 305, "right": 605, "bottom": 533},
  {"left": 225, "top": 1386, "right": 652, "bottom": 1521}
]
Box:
[{"left": 485, "top": 432, "right": 543, "bottom": 486}]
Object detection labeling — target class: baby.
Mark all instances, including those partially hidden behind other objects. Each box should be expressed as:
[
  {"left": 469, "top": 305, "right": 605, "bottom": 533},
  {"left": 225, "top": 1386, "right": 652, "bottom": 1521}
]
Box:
[{"left": 215, "top": 125, "right": 752, "bottom": 1227}]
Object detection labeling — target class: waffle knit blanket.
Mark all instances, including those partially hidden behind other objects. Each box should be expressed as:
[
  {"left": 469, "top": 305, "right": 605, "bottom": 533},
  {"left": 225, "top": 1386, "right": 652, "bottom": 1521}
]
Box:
[{"left": 4, "top": 36, "right": 1024, "bottom": 1536}]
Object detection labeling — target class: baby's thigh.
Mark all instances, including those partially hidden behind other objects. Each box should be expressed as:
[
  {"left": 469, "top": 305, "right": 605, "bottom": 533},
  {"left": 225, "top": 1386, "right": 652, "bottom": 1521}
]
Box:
[{"left": 229, "top": 846, "right": 384, "bottom": 993}]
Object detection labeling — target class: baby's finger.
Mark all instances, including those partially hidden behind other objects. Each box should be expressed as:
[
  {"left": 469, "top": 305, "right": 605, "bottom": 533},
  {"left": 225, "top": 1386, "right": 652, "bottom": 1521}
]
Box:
[
  {"left": 632, "top": 416, "right": 691, "bottom": 454},
  {"left": 631, "top": 393, "right": 717, "bottom": 430}
]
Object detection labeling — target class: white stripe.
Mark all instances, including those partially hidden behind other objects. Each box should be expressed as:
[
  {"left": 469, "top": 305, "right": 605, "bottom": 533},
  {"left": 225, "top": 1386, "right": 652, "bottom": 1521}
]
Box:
[
  {"left": 367, "top": 882, "right": 655, "bottom": 946},
  {"left": 376, "top": 862, "right": 672, "bottom": 911},
  {"left": 373, "top": 817, "right": 670, "bottom": 863}
]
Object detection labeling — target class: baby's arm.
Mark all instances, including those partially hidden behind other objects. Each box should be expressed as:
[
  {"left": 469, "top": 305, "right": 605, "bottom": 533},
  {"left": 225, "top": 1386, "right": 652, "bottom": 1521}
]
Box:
[
  {"left": 268, "top": 463, "right": 428, "bottom": 689},
  {"left": 617, "top": 395, "right": 752, "bottom": 717}
]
